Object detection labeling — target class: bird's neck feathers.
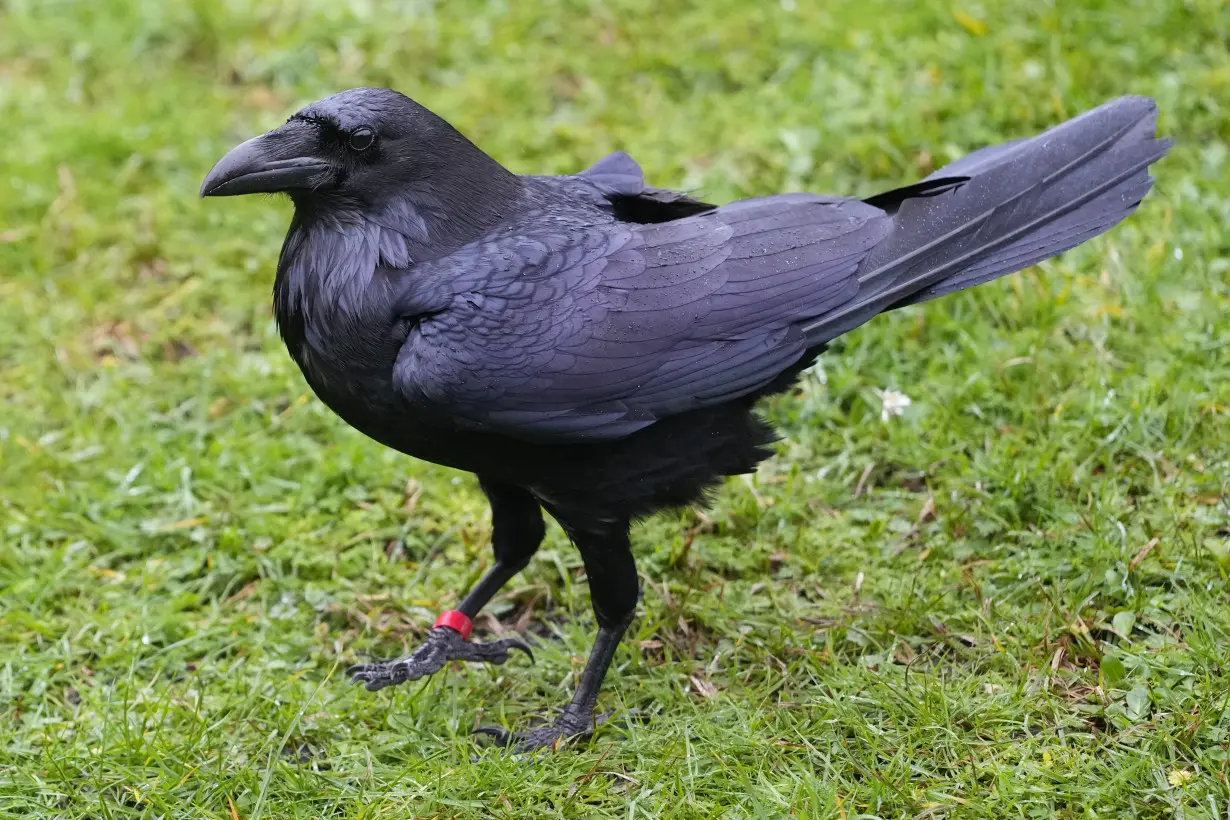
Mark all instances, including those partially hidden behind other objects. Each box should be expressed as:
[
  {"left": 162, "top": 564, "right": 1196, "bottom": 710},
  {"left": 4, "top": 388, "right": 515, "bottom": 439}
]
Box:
[
  {"left": 274, "top": 134, "right": 523, "bottom": 361},
  {"left": 273, "top": 154, "right": 523, "bottom": 352},
  {"left": 291, "top": 140, "right": 524, "bottom": 266},
  {"left": 366, "top": 168, "right": 521, "bottom": 264},
  {"left": 273, "top": 213, "right": 389, "bottom": 347}
]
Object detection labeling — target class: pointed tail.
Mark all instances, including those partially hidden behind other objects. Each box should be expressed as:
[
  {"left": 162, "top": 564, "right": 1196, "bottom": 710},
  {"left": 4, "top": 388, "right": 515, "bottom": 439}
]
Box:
[{"left": 803, "top": 96, "right": 1173, "bottom": 344}]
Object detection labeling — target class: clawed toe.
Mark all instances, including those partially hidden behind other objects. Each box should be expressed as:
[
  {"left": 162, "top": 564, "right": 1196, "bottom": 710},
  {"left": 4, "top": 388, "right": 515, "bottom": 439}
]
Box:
[
  {"left": 347, "top": 661, "right": 413, "bottom": 691},
  {"left": 504, "top": 637, "right": 534, "bottom": 662},
  {"left": 465, "top": 636, "right": 535, "bottom": 665},
  {"left": 472, "top": 724, "right": 515, "bottom": 746},
  {"left": 473, "top": 707, "right": 644, "bottom": 753},
  {"left": 473, "top": 722, "right": 573, "bottom": 753},
  {"left": 348, "top": 627, "right": 534, "bottom": 692}
]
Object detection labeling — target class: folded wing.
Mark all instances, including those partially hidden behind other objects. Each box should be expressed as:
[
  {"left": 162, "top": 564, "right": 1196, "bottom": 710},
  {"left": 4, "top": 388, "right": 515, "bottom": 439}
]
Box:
[{"left": 394, "top": 194, "right": 890, "bottom": 441}]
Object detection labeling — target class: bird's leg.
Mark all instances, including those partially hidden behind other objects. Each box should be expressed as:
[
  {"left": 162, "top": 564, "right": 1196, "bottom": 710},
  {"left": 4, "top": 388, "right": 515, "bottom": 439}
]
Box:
[
  {"left": 476, "top": 516, "right": 639, "bottom": 752},
  {"left": 348, "top": 479, "right": 544, "bottom": 691}
]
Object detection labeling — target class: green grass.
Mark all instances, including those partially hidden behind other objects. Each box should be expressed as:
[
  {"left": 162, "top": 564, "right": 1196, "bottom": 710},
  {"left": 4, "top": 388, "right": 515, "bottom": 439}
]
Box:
[{"left": 2, "top": 0, "right": 1228, "bottom": 817}]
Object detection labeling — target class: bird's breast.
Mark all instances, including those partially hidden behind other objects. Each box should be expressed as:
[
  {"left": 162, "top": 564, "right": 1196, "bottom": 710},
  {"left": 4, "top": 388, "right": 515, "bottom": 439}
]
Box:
[{"left": 272, "top": 244, "right": 432, "bottom": 456}]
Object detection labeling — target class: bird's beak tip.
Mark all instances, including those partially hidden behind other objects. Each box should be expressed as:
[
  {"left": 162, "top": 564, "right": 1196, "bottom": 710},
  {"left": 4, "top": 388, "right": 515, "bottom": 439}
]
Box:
[
  {"left": 198, "top": 172, "right": 228, "bottom": 198},
  {"left": 198, "top": 172, "right": 228, "bottom": 199}
]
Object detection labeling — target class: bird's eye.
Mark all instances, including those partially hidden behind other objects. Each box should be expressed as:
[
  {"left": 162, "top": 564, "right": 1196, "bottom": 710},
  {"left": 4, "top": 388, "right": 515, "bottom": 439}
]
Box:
[{"left": 349, "top": 128, "right": 376, "bottom": 152}]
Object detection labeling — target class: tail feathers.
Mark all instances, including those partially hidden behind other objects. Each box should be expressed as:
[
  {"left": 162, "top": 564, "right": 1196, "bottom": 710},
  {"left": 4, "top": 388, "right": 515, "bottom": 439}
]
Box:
[
  {"left": 889, "top": 167, "right": 1154, "bottom": 309},
  {"left": 804, "top": 96, "right": 1173, "bottom": 344},
  {"left": 920, "top": 137, "right": 1030, "bottom": 181}
]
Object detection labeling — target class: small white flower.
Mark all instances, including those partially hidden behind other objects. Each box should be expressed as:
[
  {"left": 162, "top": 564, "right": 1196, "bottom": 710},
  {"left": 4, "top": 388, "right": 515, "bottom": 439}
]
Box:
[{"left": 874, "top": 388, "right": 912, "bottom": 422}]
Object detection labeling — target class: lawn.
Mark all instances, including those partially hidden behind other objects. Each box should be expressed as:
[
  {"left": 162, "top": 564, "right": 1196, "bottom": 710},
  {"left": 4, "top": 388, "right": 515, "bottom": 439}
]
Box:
[{"left": 2, "top": 0, "right": 1228, "bottom": 817}]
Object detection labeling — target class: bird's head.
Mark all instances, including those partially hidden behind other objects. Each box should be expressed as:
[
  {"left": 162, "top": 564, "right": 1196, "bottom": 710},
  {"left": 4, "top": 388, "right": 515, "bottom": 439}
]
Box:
[{"left": 200, "top": 87, "right": 509, "bottom": 213}]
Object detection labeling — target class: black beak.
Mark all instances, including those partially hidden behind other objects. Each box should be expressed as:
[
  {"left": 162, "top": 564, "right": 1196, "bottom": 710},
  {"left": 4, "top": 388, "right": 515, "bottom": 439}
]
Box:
[{"left": 200, "top": 124, "right": 333, "bottom": 198}]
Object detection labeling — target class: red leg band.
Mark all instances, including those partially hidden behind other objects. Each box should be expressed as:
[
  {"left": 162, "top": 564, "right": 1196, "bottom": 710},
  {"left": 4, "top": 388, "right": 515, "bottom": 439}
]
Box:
[{"left": 433, "top": 610, "right": 473, "bottom": 641}]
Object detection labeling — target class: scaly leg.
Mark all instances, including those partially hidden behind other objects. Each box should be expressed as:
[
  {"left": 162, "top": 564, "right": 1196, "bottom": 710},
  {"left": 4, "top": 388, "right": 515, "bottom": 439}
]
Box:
[
  {"left": 348, "top": 478, "right": 543, "bottom": 690},
  {"left": 476, "top": 513, "right": 639, "bottom": 752}
]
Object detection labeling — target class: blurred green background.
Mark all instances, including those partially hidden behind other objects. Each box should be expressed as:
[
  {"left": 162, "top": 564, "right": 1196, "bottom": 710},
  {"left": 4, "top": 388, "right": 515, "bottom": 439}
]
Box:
[{"left": 1, "top": 0, "right": 1228, "bottom": 817}]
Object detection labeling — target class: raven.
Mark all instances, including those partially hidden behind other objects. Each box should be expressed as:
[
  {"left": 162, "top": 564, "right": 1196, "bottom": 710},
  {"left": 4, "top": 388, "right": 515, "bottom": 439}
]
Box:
[{"left": 201, "top": 88, "right": 1170, "bottom": 751}]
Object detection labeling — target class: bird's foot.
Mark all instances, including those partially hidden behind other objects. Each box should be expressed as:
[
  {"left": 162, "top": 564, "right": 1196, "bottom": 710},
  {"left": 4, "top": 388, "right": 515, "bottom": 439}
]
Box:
[
  {"left": 474, "top": 707, "right": 643, "bottom": 753},
  {"left": 348, "top": 625, "right": 533, "bottom": 692}
]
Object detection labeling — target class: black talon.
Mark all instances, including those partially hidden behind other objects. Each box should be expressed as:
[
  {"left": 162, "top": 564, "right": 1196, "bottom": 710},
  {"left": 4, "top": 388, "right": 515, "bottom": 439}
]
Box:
[
  {"left": 473, "top": 725, "right": 514, "bottom": 746},
  {"left": 506, "top": 638, "right": 534, "bottom": 664}
]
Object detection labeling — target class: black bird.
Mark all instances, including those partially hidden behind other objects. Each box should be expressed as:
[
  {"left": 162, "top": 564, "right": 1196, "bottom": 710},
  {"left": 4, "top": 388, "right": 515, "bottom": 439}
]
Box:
[{"left": 201, "top": 88, "right": 1170, "bottom": 751}]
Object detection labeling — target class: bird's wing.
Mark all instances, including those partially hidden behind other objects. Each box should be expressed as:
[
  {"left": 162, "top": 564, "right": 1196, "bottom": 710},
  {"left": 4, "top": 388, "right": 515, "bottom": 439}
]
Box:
[
  {"left": 572, "top": 150, "right": 718, "bottom": 222},
  {"left": 393, "top": 193, "right": 890, "bottom": 442}
]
